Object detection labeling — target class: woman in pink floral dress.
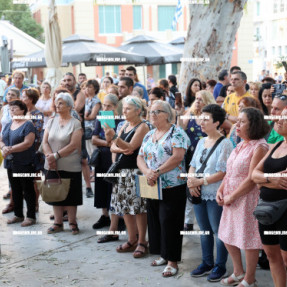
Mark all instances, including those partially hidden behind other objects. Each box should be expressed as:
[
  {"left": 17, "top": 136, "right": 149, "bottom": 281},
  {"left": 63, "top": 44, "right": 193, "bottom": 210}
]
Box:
[{"left": 216, "top": 108, "right": 270, "bottom": 287}]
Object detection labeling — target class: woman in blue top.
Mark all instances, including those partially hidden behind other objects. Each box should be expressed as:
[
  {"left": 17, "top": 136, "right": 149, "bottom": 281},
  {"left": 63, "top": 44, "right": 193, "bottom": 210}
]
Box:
[
  {"left": 0, "top": 100, "right": 36, "bottom": 227},
  {"left": 138, "top": 100, "right": 190, "bottom": 278},
  {"left": 187, "top": 104, "right": 233, "bottom": 282}
]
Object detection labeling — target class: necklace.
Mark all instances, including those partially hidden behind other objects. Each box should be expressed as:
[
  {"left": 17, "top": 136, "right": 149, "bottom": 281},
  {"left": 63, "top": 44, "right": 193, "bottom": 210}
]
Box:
[
  {"left": 154, "top": 125, "right": 171, "bottom": 143},
  {"left": 59, "top": 117, "right": 71, "bottom": 128}
]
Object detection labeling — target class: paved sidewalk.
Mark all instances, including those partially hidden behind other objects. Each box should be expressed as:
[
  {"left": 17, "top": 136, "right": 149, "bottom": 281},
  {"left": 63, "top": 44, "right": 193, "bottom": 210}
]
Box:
[{"left": 0, "top": 166, "right": 273, "bottom": 287}]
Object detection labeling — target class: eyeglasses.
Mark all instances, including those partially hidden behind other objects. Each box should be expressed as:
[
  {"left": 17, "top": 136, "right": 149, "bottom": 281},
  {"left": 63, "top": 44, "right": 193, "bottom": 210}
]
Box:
[
  {"left": 275, "top": 95, "right": 287, "bottom": 101},
  {"left": 149, "top": 110, "right": 167, "bottom": 116},
  {"left": 200, "top": 148, "right": 207, "bottom": 164}
]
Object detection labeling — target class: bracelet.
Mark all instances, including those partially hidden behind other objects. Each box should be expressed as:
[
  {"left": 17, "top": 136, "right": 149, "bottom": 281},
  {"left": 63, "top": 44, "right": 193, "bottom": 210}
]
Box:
[
  {"left": 0, "top": 145, "right": 5, "bottom": 150},
  {"left": 53, "top": 153, "right": 59, "bottom": 160},
  {"left": 57, "top": 151, "right": 61, "bottom": 158},
  {"left": 203, "top": 176, "right": 208, "bottom": 186},
  {"left": 112, "top": 133, "right": 118, "bottom": 141},
  {"left": 266, "top": 176, "right": 270, "bottom": 183}
]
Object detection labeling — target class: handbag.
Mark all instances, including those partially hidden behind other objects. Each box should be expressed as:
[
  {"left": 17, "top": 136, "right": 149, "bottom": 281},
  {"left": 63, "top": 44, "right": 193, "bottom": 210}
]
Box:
[
  {"left": 103, "top": 122, "right": 144, "bottom": 185},
  {"left": 36, "top": 170, "right": 70, "bottom": 203},
  {"left": 187, "top": 136, "right": 225, "bottom": 204},
  {"left": 85, "top": 127, "right": 93, "bottom": 140},
  {"left": 253, "top": 198, "right": 287, "bottom": 225},
  {"left": 89, "top": 147, "right": 102, "bottom": 168}
]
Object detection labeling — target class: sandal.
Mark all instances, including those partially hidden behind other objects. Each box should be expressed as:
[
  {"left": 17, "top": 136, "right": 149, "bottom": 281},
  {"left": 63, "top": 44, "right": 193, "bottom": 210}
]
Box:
[
  {"left": 21, "top": 218, "right": 36, "bottom": 227},
  {"left": 2, "top": 204, "right": 14, "bottom": 214},
  {"left": 47, "top": 223, "right": 64, "bottom": 234},
  {"left": 69, "top": 223, "right": 80, "bottom": 235},
  {"left": 238, "top": 280, "right": 257, "bottom": 287},
  {"left": 133, "top": 243, "right": 149, "bottom": 258},
  {"left": 97, "top": 235, "right": 119, "bottom": 243},
  {"left": 221, "top": 273, "right": 245, "bottom": 286},
  {"left": 116, "top": 241, "right": 137, "bottom": 253},
  {"left": 7, "top": 216, "right": 24, "bottom": 224},
  {"left": 151, "top": 257, "right": 167, "bottom": 266},
  {"left": 162, "top": 265, "right": 178, "bottom": 278}
]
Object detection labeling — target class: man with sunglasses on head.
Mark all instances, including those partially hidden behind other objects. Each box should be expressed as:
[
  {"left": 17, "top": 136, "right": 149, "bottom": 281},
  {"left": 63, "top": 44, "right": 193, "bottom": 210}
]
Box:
[{"left": 267, "top": 91, "right": 287, "bottom": 144}]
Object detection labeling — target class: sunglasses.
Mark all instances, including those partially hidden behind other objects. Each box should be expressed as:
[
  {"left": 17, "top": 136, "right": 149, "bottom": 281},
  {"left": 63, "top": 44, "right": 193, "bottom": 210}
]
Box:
[
  {"left": 200, "top": 148, "right": 207, "bottom": 164},
  {"left": 275, "top": 95, "right": 287, "bottom": 101}
]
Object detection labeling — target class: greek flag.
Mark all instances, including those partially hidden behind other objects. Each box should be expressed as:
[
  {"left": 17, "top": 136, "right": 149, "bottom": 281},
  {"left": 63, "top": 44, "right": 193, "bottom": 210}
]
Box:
[{"left": 171, "top": 0, "right": 183, "bottom": 29}]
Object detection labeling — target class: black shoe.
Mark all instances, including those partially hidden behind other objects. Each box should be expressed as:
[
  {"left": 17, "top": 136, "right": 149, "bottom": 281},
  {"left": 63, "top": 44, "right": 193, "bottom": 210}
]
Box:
[
  {"left": 184, "top": 224, "right": 193, "bottom": 231},
  {"left": 92, "top": 215, "right": 111, "bottom": 229},
  {"left": 118, "top": 218, "right": 126, "bottom": 231},
  {"left": 86, "top": 187, "right": 94, "bottom": 198}
]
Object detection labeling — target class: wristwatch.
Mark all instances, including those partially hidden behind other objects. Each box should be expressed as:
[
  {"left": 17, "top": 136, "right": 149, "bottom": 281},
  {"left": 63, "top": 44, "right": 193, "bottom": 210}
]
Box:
[
  {"left": 156, "top": 168, "right": 161, "bottom": 175},
  {"left": 203, "top": 176, "right": 208, "bottom": 186}
]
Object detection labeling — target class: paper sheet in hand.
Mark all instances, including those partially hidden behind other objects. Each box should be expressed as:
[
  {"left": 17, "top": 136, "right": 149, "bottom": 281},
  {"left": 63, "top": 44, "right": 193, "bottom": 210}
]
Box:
[
  {"left": 98, "top": 110, "right": 116, "bottom": 128},
  {"left": 135, "top": 175, "right": 162, "bottom": 200}
]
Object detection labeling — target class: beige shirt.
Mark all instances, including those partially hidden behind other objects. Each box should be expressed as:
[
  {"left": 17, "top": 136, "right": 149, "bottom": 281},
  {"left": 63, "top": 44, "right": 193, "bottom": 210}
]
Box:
[{"left": 44, "top": 116, "right": 82, "bottom": 172}]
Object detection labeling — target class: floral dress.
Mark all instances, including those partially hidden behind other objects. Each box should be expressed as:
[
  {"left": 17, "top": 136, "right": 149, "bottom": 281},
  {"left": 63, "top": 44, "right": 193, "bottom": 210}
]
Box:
[
  {"left": 218, "top": 139, "right": 268, "bottom": 249},
  {"left": 139, "top": 125, "right": 190, "bottom": 189}
]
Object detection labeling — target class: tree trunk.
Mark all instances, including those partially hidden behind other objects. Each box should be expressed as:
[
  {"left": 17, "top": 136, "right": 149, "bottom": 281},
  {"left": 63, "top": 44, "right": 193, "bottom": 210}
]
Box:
[{"left": 179, "top": 0, "right": 248, "bottom": 96}]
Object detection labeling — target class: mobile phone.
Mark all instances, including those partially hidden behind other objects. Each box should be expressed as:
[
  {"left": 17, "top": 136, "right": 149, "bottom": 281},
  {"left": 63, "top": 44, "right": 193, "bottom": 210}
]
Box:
[{"left": 175, "top": 92, "right": 183, "bottom": 108}]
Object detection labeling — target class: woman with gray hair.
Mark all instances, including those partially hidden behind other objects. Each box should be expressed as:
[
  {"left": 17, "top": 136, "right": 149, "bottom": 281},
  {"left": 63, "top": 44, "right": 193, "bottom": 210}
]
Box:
[
  {"left": 137, "top": 100, "right": 190, "bottom": 277},
  {"left": 103, "top": 95, "right": 150, "bottom": 257},
  {"left": 42, "top": 92, "right": 83, "bottom": 235}
]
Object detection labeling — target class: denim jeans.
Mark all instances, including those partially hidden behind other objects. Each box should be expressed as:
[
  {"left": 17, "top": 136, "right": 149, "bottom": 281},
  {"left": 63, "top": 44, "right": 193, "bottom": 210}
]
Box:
[{"left": 193, "top": 199, "right": 228, "bottom": 268}]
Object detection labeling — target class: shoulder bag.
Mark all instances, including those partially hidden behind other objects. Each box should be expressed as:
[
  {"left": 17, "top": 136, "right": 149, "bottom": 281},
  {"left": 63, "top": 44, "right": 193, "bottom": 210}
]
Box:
[{"left": 36, "top": 169, "right": 70, "bottom": 203}]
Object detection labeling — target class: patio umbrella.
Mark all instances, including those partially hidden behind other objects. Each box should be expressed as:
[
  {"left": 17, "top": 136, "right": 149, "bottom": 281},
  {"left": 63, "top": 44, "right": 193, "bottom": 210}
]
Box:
[
  {"left": 169, "top": 36, "right": 185, "bottom": 51},
  {"left": 44, "top": 0, "right": 62, "bottom": 88},
  {"left": 12, "top": 34, "right": 145, "bottom": 68},
  {"left": 118, "top": 35, "right": 182, "bottom": 65}
]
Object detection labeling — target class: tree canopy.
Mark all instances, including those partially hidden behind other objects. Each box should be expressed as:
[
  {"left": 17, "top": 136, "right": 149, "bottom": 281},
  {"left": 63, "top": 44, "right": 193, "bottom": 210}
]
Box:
[{"left": 0, "top": 0, "right": 44, "bottom": 42}]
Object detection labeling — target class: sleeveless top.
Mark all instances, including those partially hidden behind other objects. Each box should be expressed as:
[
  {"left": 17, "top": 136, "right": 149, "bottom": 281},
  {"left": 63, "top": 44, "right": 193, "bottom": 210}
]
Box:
[
  {"left": 260, "top": 141, "right": 287, "bottom": 201},
  {"left": 116, "top": 123, "right": 143, "bottom": 169}
]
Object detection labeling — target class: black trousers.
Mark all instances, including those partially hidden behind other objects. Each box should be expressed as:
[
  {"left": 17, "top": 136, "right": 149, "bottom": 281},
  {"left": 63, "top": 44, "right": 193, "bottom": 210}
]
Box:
[
  {"left": 147, "top": 184, "right": 186, "bottom": 262},
  {"left": 7, "top": 166, "right": 36, "bottom": 219}
]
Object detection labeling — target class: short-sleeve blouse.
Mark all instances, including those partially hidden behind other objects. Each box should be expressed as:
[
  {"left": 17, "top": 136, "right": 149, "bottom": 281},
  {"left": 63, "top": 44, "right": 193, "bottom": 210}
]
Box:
[
  {"left": 44, "top": 116, "right": 82, "bottom": 172},
  {"left": 84, "top": 96, "right": 101, "bottom": 129},
  {"left": 139, "top": 125, "right": 190, "bottom": 189},
  {"left": 190, "top": 137, "right": 233, "bottom": 200}
]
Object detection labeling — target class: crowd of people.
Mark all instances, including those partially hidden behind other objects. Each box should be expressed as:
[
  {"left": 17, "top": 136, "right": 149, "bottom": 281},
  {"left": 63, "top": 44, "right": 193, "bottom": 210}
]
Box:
[{"left": 0, "top": 67, "right": 287, "bottom": 285}]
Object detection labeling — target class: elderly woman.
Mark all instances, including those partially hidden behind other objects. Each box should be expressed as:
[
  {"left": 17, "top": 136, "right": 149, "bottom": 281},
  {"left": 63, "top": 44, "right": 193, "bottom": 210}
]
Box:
[
  {"left": 188, "top": 104, "right": 233, "bottom": 282},
  {"left": 137, "top": 100, "right": 190, "bottom": 277},
  {"left": 103, "top": 96, "right": 150, "bottom": 256},
  {"left": 0, "top": 88, "right": 20, "bottom": 206},
  {"left": 36, "top": 81, "right": 52, "bottom": 130},
  {"left": 22, "top": 88, "right": 44, "bottom": 212},
  {"left": 83, "top": 79, "right": 101, "bottom": 157},
  {"left": 252, "top": 107, "right": 287, "bottom": 287},
  {"left": 42, "top": 92, "right": 82, "bottom": 235},
  {"left": 91, "top": 94, "right": 124, "bottom": 236},
  {"left": 0, "top": 100, "right": 36, "bottom": 226},
  {"left": 216, "top": 108, "right": 270, "bottom": 287}
]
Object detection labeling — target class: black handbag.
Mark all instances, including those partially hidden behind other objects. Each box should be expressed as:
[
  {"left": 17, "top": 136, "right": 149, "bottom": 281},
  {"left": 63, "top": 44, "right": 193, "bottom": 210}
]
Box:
[
  {"left": 253, "top": 198, "right": 287, "bottom": 225},
  {"left": 84, "top": 127, "right": 93, "bottom": 140},
  {"left": 88, "top": 148, "right": 101, "bottom": 168},
  {"left": 103, "top": 122, "right": 143, "bottom": 185},
  {"left": 187, "top": 136, "right": 225, "bottom": 204}
]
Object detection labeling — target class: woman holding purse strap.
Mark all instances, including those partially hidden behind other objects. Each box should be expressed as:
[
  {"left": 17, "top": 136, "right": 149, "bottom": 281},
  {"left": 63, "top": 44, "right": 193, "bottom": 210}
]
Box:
[
  {"left": 42, "top": 92, "right": 82, "bottom": 235},
  {"left": 187, "top": 104, "right": 233, "bottom": 282}
]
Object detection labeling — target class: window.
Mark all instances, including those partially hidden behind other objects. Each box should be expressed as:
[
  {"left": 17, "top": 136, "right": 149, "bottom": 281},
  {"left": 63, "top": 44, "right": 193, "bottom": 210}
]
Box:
[
  {"left": 272, "top": 46, "right": 276, "bottom": 55},
  {"left": 273, "top": 0, "right": 278, "bottom": 13},
  {"left": 256, "top": 2, "right": 260, "bottom": 16},
  {"left": 280, "top": 0, "right": 285, "bottom": 11},
  {"left": 278, "top": 46, "right": 282, "bottom": 56},
  {"left": 133, "top": 6, "right": 142, "bottom": 30},
  {"left": 158, "top": 6, "right": 176, "bottom": 31},
  {"left": 159, "top": 65, "right": 166, "bottom": 79},
  {"left": 172, "top": 63, "right": 178, "bottom": 75},
  {"left": 285, "top": 46, "right": 287, "bottom": 55},
  {"left": 99, "top": 6, "right": 121, "bottom": 34}
]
